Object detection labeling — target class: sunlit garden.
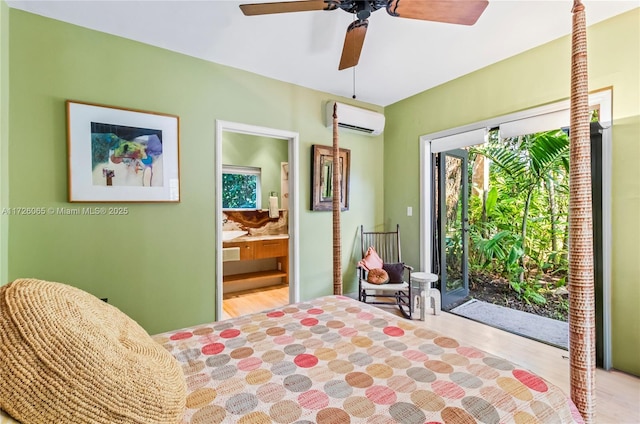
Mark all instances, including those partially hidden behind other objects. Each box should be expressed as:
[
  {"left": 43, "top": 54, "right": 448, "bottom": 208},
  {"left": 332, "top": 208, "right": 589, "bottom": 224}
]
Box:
[{"left": 458, "top": 127, "right": 573, "bottom": 321}]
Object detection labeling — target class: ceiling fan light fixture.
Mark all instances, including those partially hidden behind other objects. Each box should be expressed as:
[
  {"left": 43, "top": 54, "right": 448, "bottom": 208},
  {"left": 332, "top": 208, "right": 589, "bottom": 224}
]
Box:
[
  {"left": 336, "top": 0, "right": 387, "bottom": 15},
  {"left": 356, "top": 1, "right": 372, "bottom": 20}
]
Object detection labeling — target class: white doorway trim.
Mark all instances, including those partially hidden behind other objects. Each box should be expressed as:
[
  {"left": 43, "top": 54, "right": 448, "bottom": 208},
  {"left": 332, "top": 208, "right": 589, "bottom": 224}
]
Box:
[
  {"left": 215, "top": 120, "right": 300, "bottom": 320},
  {"left": 419, "top": 89, "right": 612, "bottom": 369}
]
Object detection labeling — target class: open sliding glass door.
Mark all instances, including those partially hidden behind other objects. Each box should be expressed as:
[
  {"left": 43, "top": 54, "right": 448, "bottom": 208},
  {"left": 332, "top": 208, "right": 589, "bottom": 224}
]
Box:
[
  {"left": 438, "top": 149, "right": 469, "bottom": 308},
  {"left": 423, "top": 91, "right": 611, "bottom": 366}
]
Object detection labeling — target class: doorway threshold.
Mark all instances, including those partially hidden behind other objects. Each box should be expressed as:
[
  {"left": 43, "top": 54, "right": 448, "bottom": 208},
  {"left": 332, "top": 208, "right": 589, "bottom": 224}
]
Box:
[{"left": 450, "top": 299, "right": 568, "bottom": 350}]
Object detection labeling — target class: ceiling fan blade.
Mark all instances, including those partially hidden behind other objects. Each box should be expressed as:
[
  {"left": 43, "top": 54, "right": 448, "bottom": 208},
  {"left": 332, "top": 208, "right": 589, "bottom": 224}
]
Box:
[
  {"left": 338, "top": 19, "right": 368, "bottom": 70},
  {"left": 386, "top": 0, "right": 489, "bottom": 25},
  {"left": 240, "top": 0, "right": 336, "bottom": 16}
]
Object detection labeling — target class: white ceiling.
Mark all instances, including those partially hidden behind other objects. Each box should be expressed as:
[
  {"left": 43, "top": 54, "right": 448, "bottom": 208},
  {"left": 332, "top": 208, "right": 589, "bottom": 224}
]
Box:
[{"left": 7, "top": 0, "right": 639, "bottom": 106}]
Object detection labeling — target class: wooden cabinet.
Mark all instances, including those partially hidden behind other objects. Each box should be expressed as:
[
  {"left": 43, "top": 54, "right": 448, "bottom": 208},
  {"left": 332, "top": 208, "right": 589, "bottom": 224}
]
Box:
[
  {"left": 222, "top": 240, "right": 254, "bottom": 261},
  {"left": 223, "top": 238, "right": 287, "bottom": 261},
  {"left": 222, "top": 237, "right": 289, "bottom": 292},
  {"left": 254, "top": 238, "right": 288, "bottom": 259}
]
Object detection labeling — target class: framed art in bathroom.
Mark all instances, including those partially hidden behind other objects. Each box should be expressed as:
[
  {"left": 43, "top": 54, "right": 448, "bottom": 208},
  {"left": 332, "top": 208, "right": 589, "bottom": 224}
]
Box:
[{"left": 66, "top": 100, "right": 180, "bottom": 202}]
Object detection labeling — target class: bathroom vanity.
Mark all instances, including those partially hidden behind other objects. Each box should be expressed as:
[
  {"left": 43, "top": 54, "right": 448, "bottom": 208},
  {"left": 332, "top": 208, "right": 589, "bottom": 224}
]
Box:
[{"left": 222, "top": 234, "right": 289, "bottom": 293}]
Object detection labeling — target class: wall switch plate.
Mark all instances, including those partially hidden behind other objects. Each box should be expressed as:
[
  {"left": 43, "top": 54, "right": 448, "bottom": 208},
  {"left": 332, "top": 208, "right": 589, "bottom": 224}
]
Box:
[{"left": 407, "top": 206, "right": 413, "bottom": 217}]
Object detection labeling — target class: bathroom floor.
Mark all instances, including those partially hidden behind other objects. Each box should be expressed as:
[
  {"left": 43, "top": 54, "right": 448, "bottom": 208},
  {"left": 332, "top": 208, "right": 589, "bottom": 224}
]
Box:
[{"left": 222, "top": 284, "right": 289, "bottom": 320}]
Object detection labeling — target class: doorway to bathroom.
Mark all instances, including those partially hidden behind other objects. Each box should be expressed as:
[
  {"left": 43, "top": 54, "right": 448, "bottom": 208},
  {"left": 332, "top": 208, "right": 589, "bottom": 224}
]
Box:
[{"left": 215, "top": 121, "right": 299, "bottom": 321}]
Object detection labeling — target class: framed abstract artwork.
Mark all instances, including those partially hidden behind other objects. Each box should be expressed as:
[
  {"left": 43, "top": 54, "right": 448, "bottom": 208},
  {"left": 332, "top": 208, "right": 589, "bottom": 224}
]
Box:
[{"left": 66, "top": 101, "right": 180, "bottom": 202}]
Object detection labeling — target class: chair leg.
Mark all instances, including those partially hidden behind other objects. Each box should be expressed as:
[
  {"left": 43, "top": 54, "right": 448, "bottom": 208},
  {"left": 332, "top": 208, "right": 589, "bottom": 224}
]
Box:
[
  {"left": 396, "top": 292, "right": 412, "bottom": 319},
  {"left": 360, "top": 289, "right": 366, "bottom": 303},
  {"left": 397, "top": 304, "right": 411, "bottom": 319}
]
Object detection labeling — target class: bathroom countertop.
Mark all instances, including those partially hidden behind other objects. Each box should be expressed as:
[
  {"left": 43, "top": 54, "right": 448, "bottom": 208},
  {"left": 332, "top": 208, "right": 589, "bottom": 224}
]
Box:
[{"left": 224, "top": 234, "right": 289, "bottom": 243}]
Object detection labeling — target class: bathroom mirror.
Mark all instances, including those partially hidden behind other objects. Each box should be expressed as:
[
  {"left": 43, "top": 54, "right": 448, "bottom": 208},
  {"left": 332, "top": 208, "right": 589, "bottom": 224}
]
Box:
[{"left": 311, "top": 144, "right": 350, "bottom": 211}]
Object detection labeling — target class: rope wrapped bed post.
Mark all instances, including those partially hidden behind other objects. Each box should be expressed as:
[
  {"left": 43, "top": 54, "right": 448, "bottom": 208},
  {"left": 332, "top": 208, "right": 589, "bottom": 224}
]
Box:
[
  {"left": 569, "top": 0, "right": 596, "bottom": 421},
  {"left": 332, "top": 103, "right": 343, "bottom": 295}
]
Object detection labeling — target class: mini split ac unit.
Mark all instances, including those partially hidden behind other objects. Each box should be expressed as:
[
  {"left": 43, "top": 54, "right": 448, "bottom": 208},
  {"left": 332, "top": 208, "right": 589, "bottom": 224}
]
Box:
[{"left": 325, "top": 101, "right": 385, "bottom": 136}]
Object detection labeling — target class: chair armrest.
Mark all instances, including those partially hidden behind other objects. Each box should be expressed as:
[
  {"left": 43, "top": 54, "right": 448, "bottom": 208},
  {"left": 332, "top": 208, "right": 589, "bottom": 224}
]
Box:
[
  {"left": 357, "top": 265, "right": 367, "bottom": 279},
  {"left": 403, "top": 264, "right": 414, "bottom": 271}
]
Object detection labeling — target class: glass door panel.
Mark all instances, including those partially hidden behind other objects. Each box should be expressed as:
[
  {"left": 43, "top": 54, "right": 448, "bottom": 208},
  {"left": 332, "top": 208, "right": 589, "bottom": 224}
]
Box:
[{"left": 439, "top": 149, "right": 469, "bottom": 308}]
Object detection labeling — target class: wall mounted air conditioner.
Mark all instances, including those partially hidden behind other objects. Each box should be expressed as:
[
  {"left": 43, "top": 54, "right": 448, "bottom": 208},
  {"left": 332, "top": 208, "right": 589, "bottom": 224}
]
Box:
[{"left": 325, "top": 101, "right": 385, "bottom": 136}]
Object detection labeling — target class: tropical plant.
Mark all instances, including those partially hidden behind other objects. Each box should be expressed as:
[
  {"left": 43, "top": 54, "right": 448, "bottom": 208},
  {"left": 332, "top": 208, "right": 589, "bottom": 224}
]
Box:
[
  {"left": 222, "top": 174, "right": 257, "bottom": 209},
  {"left": 510, "top": 280, "right": 547, "bottom": 305},
  {"left": 470, "top": 129, "right": 569, "bottom": 282}
]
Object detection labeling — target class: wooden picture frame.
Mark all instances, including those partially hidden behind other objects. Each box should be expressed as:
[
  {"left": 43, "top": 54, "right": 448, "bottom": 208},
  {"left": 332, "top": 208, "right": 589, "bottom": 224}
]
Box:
[
  {"left": 66, "top": 100, "right": 180, "bottom": 202},
  {"left": 311, "top": 144, "right": 350, "bottom": 211}
]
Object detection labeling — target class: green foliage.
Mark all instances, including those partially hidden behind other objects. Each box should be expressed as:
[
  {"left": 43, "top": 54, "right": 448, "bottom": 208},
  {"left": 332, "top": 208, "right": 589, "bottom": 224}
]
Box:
[
  {"left": 222, "top": 174, "right": 257, "bottom": 209},
  {"left": 554, "top": 298, "right": 570, "bottom": 320},
  {"left": 485, "top": 187, "right": 498, "bottom": 217},
  {"left": 466, "top": 128, "right": 570, "bottom": 305},
  {"left": 470, "top": 228, "right": 524, "bottom": 278},
  {"left": 509, "top": 280, "right": 547, "bottom": 305}
]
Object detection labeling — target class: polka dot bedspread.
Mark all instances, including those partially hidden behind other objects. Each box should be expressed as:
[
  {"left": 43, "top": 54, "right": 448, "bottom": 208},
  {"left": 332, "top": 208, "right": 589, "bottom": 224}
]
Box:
[
  {"left": 0, "top": 295, "right": 584, "bottom": 423},
  {"left": 157, "top": 295, "right": 583, "bottom": 423}
]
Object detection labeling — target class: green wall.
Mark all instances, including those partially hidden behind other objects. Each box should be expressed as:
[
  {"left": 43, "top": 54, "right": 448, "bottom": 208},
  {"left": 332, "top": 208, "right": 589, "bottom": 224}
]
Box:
[
  {"left": 385, "top": 9, "right": 640, "bottom": 375},
  {"left": 6, "top": 9, "right": 384, "bottom": 334},
  {"left": 222, "top": 132, "right": 288, "bottom": 208},
  {"left": 0, "top": 0, "right": 8, "bottom": 286}
]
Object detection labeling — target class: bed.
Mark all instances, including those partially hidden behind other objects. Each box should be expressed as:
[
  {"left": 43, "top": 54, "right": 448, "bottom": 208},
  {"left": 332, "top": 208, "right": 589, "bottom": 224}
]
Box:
[
  {"left": 1, "top": 287, "right": 583, "bottom": 424},
  {"left": 156, "top": 295, "right": 582, "bottom": 423}
]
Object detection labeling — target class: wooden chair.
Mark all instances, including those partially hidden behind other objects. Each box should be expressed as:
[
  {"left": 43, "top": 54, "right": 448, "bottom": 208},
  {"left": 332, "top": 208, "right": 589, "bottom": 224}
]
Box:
[{"left": 358, "top": 224, "right": 413, "bottom": 318}]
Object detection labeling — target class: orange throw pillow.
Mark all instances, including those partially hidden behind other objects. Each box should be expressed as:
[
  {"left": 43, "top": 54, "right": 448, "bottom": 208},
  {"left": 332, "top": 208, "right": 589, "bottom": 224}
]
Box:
[{"left": 367, "top": 268, "right": 389, "bottom": 285}]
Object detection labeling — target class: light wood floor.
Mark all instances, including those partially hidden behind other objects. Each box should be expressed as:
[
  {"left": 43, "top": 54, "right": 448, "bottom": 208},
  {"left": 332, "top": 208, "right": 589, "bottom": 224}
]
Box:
[
  {"left": 379, "top": 304, "right": 640, "bottom": 424},
  {"left": 221, "top": 289, "right": 639, "bottom": 422},
  {"left": 222, "top": 284, "right": 289, "bottom": 320}
]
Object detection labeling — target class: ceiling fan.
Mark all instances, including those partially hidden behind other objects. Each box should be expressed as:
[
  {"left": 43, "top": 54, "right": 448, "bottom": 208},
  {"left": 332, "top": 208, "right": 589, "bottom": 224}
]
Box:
[{"left": 239, "top": 0, "right": 489, "bottom": 70}]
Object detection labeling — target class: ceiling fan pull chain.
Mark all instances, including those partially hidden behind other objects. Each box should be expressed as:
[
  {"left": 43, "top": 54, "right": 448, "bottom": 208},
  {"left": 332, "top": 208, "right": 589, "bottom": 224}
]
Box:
[
  {"left": 352, "top": 67, "right": 357, "bottom": 99},
  {"left": 352, "top": 12, "right": 357, "bottom": 99}
]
